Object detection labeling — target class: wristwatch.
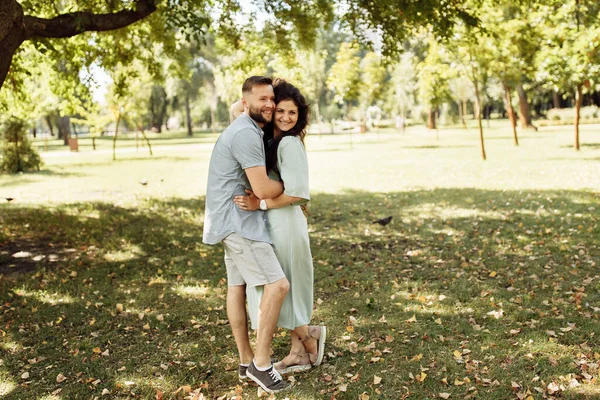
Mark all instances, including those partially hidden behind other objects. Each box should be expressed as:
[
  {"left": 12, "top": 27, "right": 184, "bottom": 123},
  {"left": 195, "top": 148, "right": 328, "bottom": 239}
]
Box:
[{"left": 259, "top": 199, "right": 268, "bottom": 210}]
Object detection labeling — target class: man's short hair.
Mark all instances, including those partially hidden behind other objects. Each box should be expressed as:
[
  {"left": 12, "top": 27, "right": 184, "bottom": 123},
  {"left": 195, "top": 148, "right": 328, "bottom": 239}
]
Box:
[{"left": 242, "top": 76, "right": 273, "bottom": 95}]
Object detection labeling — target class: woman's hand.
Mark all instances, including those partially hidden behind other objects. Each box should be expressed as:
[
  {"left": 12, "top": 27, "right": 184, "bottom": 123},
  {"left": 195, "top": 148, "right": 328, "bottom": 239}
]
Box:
[{"left": 233, "top": 189, "right": 260, "bottom": 211}]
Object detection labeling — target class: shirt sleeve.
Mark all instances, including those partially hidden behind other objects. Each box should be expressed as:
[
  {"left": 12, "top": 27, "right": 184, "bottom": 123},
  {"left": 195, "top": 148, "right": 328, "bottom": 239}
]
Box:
[
  {"left": 230, "top": 128, "right": 266, "bottom": 170},
  {"left": 277, "top": 136, "right": 310, "bottom": 202}
]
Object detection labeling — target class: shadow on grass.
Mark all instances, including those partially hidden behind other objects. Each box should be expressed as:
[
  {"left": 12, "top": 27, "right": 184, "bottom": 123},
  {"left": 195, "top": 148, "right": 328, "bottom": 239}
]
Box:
[{"left": 0, "top": 188, "right": 599, "bottom": 398}]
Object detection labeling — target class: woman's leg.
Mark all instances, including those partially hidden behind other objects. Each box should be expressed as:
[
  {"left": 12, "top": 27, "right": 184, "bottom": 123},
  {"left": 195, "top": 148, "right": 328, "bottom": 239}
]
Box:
[
  {"left": 277, "top": 325, "right": 317, "bottom": 365},
  {"left": 277, "top": 330, "right": 310, "bottom": 367}
]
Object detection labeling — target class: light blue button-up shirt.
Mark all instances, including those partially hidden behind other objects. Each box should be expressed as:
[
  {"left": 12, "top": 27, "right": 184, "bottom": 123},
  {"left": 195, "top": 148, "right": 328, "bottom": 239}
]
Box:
[{"left": 202, "top": 114, "right": 271, "bottom": 245}]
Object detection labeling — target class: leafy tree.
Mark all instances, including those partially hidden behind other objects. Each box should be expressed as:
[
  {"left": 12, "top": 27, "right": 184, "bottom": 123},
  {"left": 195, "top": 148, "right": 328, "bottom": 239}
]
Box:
[
  {"left": 535, "top": 0, "right": 600, "bottom": 150},
  {"left": 385, "top": 52, "right": 418, "bottom": 129},
  {"left": 360, "top": 52, "right": 387, "bottom": 108},
  {"left": 417, "top": 39, "right": 452, "bottom": 130},
  {"left": 1, "top": 118, "right": 42, "bottom": 173},
  {"left": 327, "top": 42, "right": 363, "bottom": 119}
]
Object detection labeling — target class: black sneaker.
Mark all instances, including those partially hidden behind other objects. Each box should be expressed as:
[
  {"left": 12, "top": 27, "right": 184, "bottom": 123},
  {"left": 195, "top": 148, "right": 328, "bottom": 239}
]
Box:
[
  {"left": 246, "top": 361, "right": 289, "bottom": 393},
  {"left": 239, "top": 364, "right": 248, "bottom": 381}
]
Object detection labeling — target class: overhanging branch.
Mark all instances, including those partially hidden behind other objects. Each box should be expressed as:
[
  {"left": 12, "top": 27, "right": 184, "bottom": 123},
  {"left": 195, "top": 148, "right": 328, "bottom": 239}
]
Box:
[{"left": 23, "top": 0, "right": 158, "bottom": 39}]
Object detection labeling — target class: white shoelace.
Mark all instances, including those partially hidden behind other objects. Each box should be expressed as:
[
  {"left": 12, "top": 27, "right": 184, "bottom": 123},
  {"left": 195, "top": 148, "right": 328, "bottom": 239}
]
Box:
[{"left": 268, "top": 368, "right": 282, "bottom": 383}]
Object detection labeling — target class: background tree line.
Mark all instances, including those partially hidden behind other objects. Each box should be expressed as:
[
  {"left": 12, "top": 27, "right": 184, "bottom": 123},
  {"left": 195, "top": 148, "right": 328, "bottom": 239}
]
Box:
[{"left": 0, "top": 0, "right": 598, "bottom": 153}]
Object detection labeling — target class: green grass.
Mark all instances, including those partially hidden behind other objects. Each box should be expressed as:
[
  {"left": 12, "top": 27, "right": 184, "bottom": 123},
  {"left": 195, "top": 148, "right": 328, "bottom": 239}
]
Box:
[{"left": 1, "top": 120, "right": 599, "bottom": 399}]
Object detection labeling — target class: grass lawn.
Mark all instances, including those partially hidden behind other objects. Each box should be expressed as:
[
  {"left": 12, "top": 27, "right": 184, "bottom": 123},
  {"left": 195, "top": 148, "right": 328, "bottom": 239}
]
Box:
[{"left": 1, "top": 120, "right": 599, "bottom": 399}]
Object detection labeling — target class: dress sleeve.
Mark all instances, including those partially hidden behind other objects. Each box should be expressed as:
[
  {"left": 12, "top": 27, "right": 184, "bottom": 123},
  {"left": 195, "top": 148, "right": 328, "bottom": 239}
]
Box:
[
  {"left": 277, "top": 136, "right": 310, "bottom": 202},
  {"left": 230, "top": 128, "right": 265, "bottom": 170}
]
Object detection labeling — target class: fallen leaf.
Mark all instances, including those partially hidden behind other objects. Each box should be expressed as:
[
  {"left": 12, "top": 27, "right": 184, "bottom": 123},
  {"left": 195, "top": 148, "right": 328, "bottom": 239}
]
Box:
[
  {"left": 439, "top": 393, "right": 451, "bottom": 399},
  {"left": 21, "top": 372, "right": 29, "bottom": 379},
  {"left": 56, "top": 373, "right": 67, "bottom": 383},
  {"left": 406, "top": 315, "right": 417, "bottom": 323},
  {"left": 547, "top": 382, "right": 561, "bottom": 394},
  {"left": 348, "top": 342, "right": 358, "bottom": 353},
  {"left": 374, "top": 375, "right": 382, "bottom": 384}
]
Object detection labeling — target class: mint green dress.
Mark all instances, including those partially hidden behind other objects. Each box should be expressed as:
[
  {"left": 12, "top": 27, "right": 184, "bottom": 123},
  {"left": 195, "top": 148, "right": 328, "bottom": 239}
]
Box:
[{"left": 246, "top": 136, "right": 313, "bottom": 330}]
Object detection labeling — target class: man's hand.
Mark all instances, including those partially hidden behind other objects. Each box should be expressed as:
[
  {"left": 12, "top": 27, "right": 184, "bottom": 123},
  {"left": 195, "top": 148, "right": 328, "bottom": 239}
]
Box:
[
  {"left": 234, "top": 190, "right": 260, "bottom": 211},
  {"left": 245, "top": 166, "right": 284, "bottom": 199}
]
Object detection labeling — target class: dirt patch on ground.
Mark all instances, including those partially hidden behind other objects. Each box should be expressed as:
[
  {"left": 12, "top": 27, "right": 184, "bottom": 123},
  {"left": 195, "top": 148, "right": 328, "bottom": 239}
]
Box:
[{"left": 0, "top": 239, "right": 77, "bottom": 275}]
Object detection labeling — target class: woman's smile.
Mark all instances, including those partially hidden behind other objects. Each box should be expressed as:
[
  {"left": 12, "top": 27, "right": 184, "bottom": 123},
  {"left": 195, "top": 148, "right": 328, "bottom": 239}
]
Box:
[{"left": 274, "top": 99, "right": 299, "bottom": 134}]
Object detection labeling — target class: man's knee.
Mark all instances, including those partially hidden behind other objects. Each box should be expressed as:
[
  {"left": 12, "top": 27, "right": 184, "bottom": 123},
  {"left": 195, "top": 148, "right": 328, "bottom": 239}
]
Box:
[{"left": 268, "top": 277, "right": 289, "bottom": 296}]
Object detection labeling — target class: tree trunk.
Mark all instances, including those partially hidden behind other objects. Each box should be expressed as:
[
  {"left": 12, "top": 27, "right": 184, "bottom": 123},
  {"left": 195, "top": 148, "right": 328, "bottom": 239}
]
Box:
[
  {"left": 45, "top": 115, "right": 55, "bottom": 136},
  {"left": 427, "top": 108, "right": 436, "bottom": 130},
  {"left": 0, "top": 0, "right": 158, "bottom": 91},
  {"left": 314, "top": 102, "right": 322, "bottom": 137},
  {"left": 503, "top": 84, "right": 519, "bottom": 146},
  {"left": 113, "top": 111, "right": 120, "bottom": 161},
  {"left": 473, "top": 79, "right": 486, "bottom": 161},
  {"left": 516, "top": 83, "right": 537, "bottom": 130},
  {"left": 574, "top": 84, "right": 582, "bottom": 151},
  {"left": 459, "top": 100, "right": 467, "bottom": 129},
  {"left": 140, "top": 126, "right": 153, "bottom": 156},
  {"left": 552, "top": 90, "right": 561, "bottom": 109},
  {"left": 58, "top": 115, "right": 71, "bottom": 145},
  {"left": 185, "top": 93, "right": 193, "bottom": 136},
  {"left": 210, "top": 81, "right": 218, "bottom": 134}
]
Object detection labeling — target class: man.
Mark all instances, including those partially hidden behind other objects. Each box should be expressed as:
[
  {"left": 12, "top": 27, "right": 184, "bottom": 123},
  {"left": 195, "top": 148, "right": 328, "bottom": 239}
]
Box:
[{"left": 203, "top": 76, "right": 290, "bottom": 393}]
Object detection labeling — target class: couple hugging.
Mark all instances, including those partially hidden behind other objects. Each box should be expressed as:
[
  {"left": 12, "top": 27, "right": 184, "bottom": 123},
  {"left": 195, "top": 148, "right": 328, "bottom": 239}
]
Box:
[{"left": 203, "top": 76, "right": 326, "bottom": 393}]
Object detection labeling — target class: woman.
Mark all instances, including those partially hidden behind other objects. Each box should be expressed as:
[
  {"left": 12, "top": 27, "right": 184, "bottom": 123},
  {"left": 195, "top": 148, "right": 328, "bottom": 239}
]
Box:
[{"left": 233, "top": 79, "right": 326, "bottom": 374}]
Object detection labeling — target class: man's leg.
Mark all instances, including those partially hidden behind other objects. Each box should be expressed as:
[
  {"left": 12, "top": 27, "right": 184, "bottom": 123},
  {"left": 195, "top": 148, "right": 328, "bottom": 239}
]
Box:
[
  {"left": 226, "top": 284, "right": 254, "bottom": 365},
  {"left": 253, "top": 277, "right": 289, "bottom": 367}
]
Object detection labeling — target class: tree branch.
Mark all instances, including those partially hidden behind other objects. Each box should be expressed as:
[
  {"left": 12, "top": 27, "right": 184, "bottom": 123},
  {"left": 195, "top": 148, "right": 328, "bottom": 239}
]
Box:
[{"left": 23, "top": 0, "right": 158, "bottom": 39}]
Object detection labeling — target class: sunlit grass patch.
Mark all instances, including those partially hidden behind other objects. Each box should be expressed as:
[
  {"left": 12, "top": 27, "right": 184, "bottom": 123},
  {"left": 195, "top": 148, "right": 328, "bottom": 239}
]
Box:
[
  {"left": 0, "top": 341, "right": 23, "bottom": 353},
  {"left": 12, "top": 288, "right": 75, "bottom": 305},
  {"left": 173, "top": 284, "right": 212, "bottom": 299},
  {"left": 0, "top": 375, "right": 16, "bottom": 397}
]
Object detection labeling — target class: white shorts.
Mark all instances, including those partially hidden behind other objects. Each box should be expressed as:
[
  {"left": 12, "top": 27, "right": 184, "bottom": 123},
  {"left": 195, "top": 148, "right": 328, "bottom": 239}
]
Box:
[{"left": 222, "top": 233, "right": 285, "bottom": 287}]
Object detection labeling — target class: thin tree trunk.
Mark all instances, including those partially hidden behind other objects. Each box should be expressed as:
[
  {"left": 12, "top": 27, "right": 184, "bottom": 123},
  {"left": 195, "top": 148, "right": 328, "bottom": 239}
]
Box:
[
  {"left": 460, "top": 100, "right": 467, "bottom": 129},
  {"left": 185, "top": 93, "right": 193, "bottom": 136},
  {"left": 45, "top": 115, "right": 54, "bottom": 136},
  {"left": 113, "top": 111, "right": 120, "bottom": 161},
  {"left": 314, "top": 102, "right": 322, "bottom": 137},
  {"left": 140, "top": 127, "right": 153, "bottom": 156},
  {"left": 574, "top": 84, "right": 582, "bottom": 151},
  {"left": 467, "top": 52, "right": 486, "bottom": 161},
  {"left": 516, "top": 83, "right": 537, "bottom": 130},
  {"left": 503, "top": 84, "right": 519, "bottom": 146},
  {"left": 474, "top": 81, "right": 486, "bottom": 160},
  {"left": 210, "top": 81, "right": 218, "bottom": 134},
  {"left": 427, "top": 108, "right": 436, "bottom": 130}
]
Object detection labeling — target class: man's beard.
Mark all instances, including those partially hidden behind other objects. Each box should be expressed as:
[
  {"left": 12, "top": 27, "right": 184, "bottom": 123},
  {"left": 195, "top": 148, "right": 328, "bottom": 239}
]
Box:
[{"left": 248, "top": 105, "right": 271, "bottom": 124}]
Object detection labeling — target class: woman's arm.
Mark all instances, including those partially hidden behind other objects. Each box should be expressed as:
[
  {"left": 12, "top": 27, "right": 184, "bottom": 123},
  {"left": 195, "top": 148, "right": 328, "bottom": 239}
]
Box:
[{"left": 233, "top": 189, "right": 305, "bottom": 211}]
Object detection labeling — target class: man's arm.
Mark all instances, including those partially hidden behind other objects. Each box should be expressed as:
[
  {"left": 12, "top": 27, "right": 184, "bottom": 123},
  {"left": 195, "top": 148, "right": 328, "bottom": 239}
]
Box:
[{"left": 245, "top": 166, "right": 284, "bottom": 199}]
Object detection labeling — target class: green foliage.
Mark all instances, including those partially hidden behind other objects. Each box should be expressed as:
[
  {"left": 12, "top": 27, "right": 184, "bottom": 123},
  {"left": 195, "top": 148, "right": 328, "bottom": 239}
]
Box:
[
  {"left": 327, "top": 42, "right": 363, "bottom": 107},
  {"left": 360, "top": 52, "right": 387, "bottom": 108},
  {"left": 417, "top": 40, "right": 452, "bottom": 111},
  {"left": 0, "top": 118, "right": 42, "bottom": 173}
]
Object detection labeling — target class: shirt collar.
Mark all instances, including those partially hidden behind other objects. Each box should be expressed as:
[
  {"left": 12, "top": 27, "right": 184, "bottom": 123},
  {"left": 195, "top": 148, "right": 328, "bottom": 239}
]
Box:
[{"left": 240, "top": 114, "right": 264, "bottom": 137}]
